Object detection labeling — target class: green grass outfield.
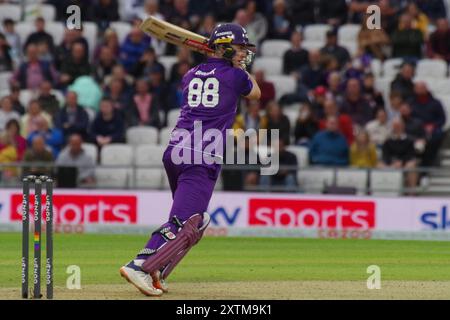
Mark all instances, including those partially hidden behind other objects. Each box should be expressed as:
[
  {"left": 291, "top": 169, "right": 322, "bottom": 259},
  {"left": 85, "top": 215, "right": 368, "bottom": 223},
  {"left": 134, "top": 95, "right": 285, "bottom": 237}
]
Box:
[{"left": 1, "top": 233, "right": 450, "bottom": 299}]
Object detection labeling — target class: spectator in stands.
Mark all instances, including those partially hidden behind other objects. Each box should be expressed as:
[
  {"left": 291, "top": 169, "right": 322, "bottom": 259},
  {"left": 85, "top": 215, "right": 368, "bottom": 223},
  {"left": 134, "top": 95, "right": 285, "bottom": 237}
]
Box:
[
  {"left": 390, "top": 62, "right": 415, "bottom": 101},
  {"left": 326, "top": 72, "right": 344, "bottom": 101},
  {"left": 122, "top": 0, "right": 147, "bottom": 20},
  {"left": 4, "top": 119, "right": 26, "bottom": 160},
  {"left": 415, "top": 0, "right": 447, "bottom": 22},
  {"left": 294, "top": 102, "right": 319, "bottom": 147},
  {"left": 169, "top": 47, "right": 193, "bottom": 84},
  {"left": 104, "top": 78, "right": 130, "bottom": 115},
  {"left": 0, "top": 96, "right": 20, "bottom": 131},
  {"left": 24, "top": 17, "right": 55, "bottom": 61},
  {"left": 310, "top": 85, "right": 327, "bottom": 119},
  {"left": 282, "top": 31, "right": 309, "bottom": 76},
  {"left": 350, "top": 130, "right": 377, "bottom": 168},
  {"left": 90, "top": 98, "right": 125, "bottom": 147},
  {"left": 358, "top": 14, "right": 390, "bottom": 61},
  {"left": 362, "top": 72, "right": 384, "bottom": 111},
  {"left": 27, "top": 117, "right": 63, "bottom": 158},
  {"left": 387, "top": 90, "right": 404, "bottom": 121},
  {"left": 21, "top": 100, "right": 52, "bottom": 137},
  {"left": 320, "top": 29, "right": 351, "bottom": 69},
  {"left": 168, "top": 61, "right": 190, "bottom": 109},
  {"left": 310, "top": 116, "right": 349, "bottom": 166},
  {"left": 339, "top": 78, "right": 374, "bottom": 127},
  {"left": 399, "top": 102, "right": 426, "bottom": 157},
  {"left": 119, "top": 27, "right": 151, "bottom": 73},
  {"left": 56, "top": 133, "right": 96, "bottom": 185},
  {"left": 233, "top": 100, "right": 268, "bottom": 134},
  {"left": 94, "top": 46, "right": 118, "bottom": 83},
  {"left": 55, "top": 28, "right": 89, "bottom": 70},
  {"left": 244, "top": 1, "right": 268, "bottom": 45},
  {"left": 428, "top": 18, "right": 450, "bottom": 63},
  {"left": 260, "top": 137, "right": 297, "bottom": 191},
  {"left": 132, "top": 47, "right": 164, "bottom": 79},
  {"left": 318, "top": 0, "right": 348, "bottom": 26},
  {"left": 23, "top": 135, "right": 54, "bottom": 177},
  {"left": 11, "top": 44, "right": 58, "bottom": 90},
  {"left": 366, "top": 108, "right": 390, "bottom": 148},
  {"left": 380, "top": 117, "right": 418, "bottom": 192},
  {"left": 409, "top": 82, "right": 446, "bottom": 167},
  {"left": 265, "top": 101, "right": 291, "bottom": 145},
  {"left": 391, "top": 14, "right": 424, "bottom": 61},
  {"left": 348, "top": 0, "right": 371, "bottom": 24},
  {"left": 139, "top": 0, "right": 167, "bottom": 55},
  {"left": 405, "top": 2, "right": 429, "bottom": 38},
  {"left": 93, "top": 0, "right": 120, "bottom": 31},
  {"left": 54, "top": 91, "right": 90, "bottom": 141},
  {"left": 8, "top": 84, "right": 24, "bottom": 115},
  {"left": 288, "top": 0, "right": 316, "bottom": 27},
  {"left": 0, "top": 130, "right": 18, "bottom": 181},
  {"left": 37, "top": 81, "right": 60, "bottom": 120},
  {"left": 299, "top": 49, "right": 325, "bottom": 90},
  {"left": 319, "top": 98, "right": 354, "bottom": 145},
  {"left": 267, "top": 0, "right": 291, "bottom": 40},
  {"left": 2, "top": 18, "right": 21, "bottom": 66},
  {"left": 94, "top": 28, "right": 119, "bottom": 62},
  {"left": 148, "top": 69, "right": 169, "bottom": 122},
  {"left": 103, "top": 64, "right": 134, "bottom": 93},
  {"left": 129, "top": 79, "right": 161, "bottom": 128},
  {"left": 60, "top": 42, "right": 91, "bottom": 87},
  {"left": 0, "top": 33, "right": 13, "bottom": 72},
  {"left": 254, "top": 70, "right": 275, "bottom": 109}
]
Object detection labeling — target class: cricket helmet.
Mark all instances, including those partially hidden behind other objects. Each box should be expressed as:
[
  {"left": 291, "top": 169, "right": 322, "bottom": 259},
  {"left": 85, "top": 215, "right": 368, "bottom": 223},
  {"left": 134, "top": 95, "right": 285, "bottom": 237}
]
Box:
[{"left": 208, "top": 23, "right": 255, "bottom": 49}]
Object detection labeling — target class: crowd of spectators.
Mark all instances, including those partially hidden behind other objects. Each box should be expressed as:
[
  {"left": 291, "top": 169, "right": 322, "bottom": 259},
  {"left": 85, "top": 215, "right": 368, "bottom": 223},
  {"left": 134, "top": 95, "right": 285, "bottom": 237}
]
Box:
[{"left": 0, "top": 0, "right": 449, "bottom": 193}]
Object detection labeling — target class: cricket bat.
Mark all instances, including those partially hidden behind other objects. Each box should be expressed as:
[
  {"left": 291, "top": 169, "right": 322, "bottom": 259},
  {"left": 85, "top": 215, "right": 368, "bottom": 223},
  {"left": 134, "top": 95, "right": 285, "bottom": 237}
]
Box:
[{"left": 140, "top": 16, "right": 214, "bottom": 55}]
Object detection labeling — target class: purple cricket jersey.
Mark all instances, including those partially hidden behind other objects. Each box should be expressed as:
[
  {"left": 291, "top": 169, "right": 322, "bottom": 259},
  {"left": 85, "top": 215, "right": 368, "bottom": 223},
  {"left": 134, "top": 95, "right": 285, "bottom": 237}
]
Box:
[{"left": 168, "top": 57, "right": 253, "bottom": 165}]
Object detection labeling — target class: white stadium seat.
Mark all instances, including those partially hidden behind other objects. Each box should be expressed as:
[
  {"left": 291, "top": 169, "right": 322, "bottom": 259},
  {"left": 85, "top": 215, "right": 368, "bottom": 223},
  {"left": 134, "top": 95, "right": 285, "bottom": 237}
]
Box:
[
  {"left": 286, "top": 145, "right": 309, "bottom": 168},
  {"left": 51, "top": 89, "right": 65, "bottom": 107},
  {"left": 436, "top": 95, "right": 450, "bottom": 130},
  {"left": 416, "top": 59, "right": 448, "bottom": 78},
  {"left": 252, "top": 57, "right": 282, "bottom": 76},
  {"left": 159, "top": 127, "right": 173, "bottom": 146},
  {"left": 24, "top": 4, "right": 56, "bottom": 21},
  {"left": 84, "top": 107, "right": 96, "bottom": 122},
  {"left": 370, "top": 169, "right": 403, "bottom": 196},
  {"left": 167, "top": 109, "right": 180, "bottom": 128},
  {"left": 382, "top": 58, "right": 403, "bottom": 79},
  {"left": 109, "top": 21, "right": 132, "bottom": 44},
  {"left": 266, "top": 75, "right": 297, "bottom": 100},
  {"left": 0, "top": 89, "right": 9, "bottom": 99},
  {"left": 0, "top": 72, "right": 12, "bottom": 91},
  {"left": 301, "top": 41, "right": 324, "bottom": 51},
  {"left": 0, "top": 4, "right": 22, "bottom": 22},
  {"left": 283, "top": 107, "right": 298, "bottom": 130},
  {"left": 261, "top": 39, "right": 291, "bottom": 58},
  {"left": 16, "top": 21, "right": 64, "bottom": 48},
  {"left": 100, "top": 144, "right": 134, "bottom": 165},
  {"left": 82, "top": 143, "right": 98, "bottom": 163},
  {"left": 336, "top": 169, "right": 368, "bottom": 194},
  {"left": 19, "top": 89, "right": 36, "bottom": 109},
  {"left": 338, "top": 24, "right": 361, "bottom": 43},
  {"left": 82, "top": 22, "right": 98, "bottom": 58},
  {"left": 298, "top": 168, "right": 334, "bottom": 193},
  {"left": 126, "top": 126, "right": 159, "bottom": 145},
  {"left": 413, "top": 77, "right": 450, "bottom": 97},
  {"left": 159, "top": 56, "right": 178, "bottom": 80},
  {"left": 135, "top": 168, "right": 164, "bottom": 188},
  {"left": 135, "top": 145, "right": 165, "bottom": 167},
  {"left": 375, "top": 77, "right": 392, "bottom": 97},
  {"left": 95, "top": 167, "right": 129, "bottom": 188},
  {"left": 370, "top": 59, "right": 382, "bottom": 78},
  {"left": 303, "top": 24, "right": 331, "bottom": 43}
]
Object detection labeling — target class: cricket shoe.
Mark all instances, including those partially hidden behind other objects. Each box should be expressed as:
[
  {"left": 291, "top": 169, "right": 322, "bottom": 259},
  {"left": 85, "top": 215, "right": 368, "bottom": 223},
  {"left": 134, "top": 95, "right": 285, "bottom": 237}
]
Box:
[
  {"left": 119, "top": 259, "right": 163, "bottom": 297},
  {"left": 151, "top": 270, "right": 169, "bottom": 293}
]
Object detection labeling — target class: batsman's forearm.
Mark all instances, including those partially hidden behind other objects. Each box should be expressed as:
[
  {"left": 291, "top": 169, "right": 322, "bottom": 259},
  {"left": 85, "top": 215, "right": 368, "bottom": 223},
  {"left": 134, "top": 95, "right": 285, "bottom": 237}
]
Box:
[{"left": 246, "top": 71, "right": 261, "bottom": 100}]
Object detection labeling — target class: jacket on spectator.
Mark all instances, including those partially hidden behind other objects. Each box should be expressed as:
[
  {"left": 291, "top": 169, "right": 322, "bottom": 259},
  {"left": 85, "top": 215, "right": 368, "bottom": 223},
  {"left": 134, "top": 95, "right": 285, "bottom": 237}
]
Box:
[
  {"left": 128, "top": 94, "right": 161, "bottom": 128},
  {"left": 120, "top": 35, "right": 151, "bottom": 73},
  {"left": 319, "top": 115, "right": 354, "bottom": 145},
  {"left": 391, "top": 75, "right": 414, "bottom": 100},
  {"left": 283, "top": 48, "right": 309, "bottom": 75},
  {"left": 350, "top": 143, "right": 378, "bottom": 168},
  {"left": 90, "top": 110, "right": 125, "bottom": 144},
  {"left": 309, "top": 130, "right": 349, "bottom": 166},
  {"left": 55, "top": 105, "right": 90, "bottom": 140},
  {"left": 428, "top": 28, "right": 450, "bottom": 61},
  {"left": 15, "top": 61, "right": 57, "bottom": 89},
  {"left": 382, "top": 135, "right": 416, "bottom": 164},
  {"left": 391, "top": 29, "right": 424, "bottom": 59},
  {"left": 409, "top": 93, "right": 446, "bottom": 131},
  {"left": 339, "top": 97, "right": 373, "bottom": 127},
  {"left": 27, "top": 128, "right": 64, "bottom": 158}
]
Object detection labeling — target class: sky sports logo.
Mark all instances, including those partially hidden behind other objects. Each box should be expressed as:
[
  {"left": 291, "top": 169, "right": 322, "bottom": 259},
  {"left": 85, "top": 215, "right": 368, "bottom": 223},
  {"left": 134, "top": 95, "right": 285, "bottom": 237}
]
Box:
[
  {"left": 10, "top": 194, "right": 137, "bottom": 224},
  {"left": 420, "top": 206, "right": 450, "bottom": 230},
  {"left": 249, "top": 199, "right": 376, "bottom": 229}
]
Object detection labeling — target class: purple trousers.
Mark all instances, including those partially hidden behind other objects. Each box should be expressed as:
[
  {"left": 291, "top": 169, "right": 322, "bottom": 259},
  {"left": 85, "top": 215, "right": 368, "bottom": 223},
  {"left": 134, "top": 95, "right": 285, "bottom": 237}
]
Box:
[{"left": 138, "top": 147, "right": 219, "bottom": 257}]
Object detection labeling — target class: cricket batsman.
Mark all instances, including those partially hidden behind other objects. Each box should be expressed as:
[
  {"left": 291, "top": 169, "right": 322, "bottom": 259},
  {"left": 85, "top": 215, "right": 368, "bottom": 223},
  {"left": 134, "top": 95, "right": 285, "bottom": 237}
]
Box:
[{"left": 120, "top": 23, "right": 261, "bottom": 296}]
